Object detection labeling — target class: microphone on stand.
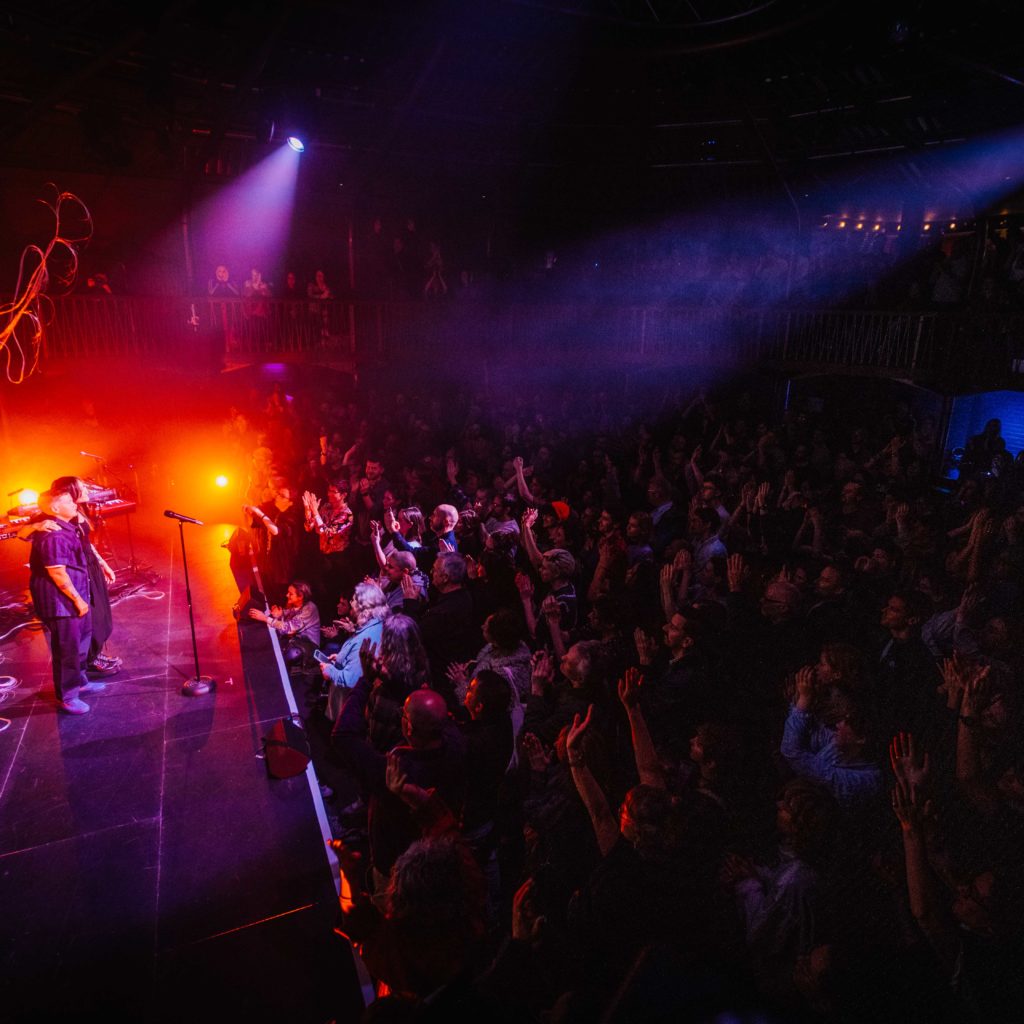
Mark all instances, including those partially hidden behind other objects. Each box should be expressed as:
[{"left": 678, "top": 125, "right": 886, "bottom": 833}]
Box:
[
  {"left": 164, "top": 510, "right": 204, "bottom": 526},
  {"left": 80, "top": 450, "right": 105, "bottom": 461}
]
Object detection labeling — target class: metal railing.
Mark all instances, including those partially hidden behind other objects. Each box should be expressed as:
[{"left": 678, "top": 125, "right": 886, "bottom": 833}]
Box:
[
  {"left": 42, "top": 297, "right": 367, "bottom": 363},
  {"left": 37, "top": 296, "right": 1024, "bottom": 383}
]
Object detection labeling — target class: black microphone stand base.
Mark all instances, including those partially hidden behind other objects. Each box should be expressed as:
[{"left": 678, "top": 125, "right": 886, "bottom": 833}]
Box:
[{"left": 182, "top": 676, "right": 215, "bottom": 697}]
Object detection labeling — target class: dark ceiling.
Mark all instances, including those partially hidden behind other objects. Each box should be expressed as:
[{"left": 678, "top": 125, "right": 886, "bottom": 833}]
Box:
[{"left": 1, "top": 0, "right": 1023, "bottom": 228}]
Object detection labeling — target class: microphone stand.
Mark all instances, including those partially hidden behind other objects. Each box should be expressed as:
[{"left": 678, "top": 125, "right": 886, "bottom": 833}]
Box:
[{"left": 175, "top": 519, "right": 214, "bottom": 697}]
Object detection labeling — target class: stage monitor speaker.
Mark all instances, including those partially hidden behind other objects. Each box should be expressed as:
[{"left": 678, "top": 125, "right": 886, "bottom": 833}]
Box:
[{"left": 263, "top": 717, "right": 311, "bottom": 779}]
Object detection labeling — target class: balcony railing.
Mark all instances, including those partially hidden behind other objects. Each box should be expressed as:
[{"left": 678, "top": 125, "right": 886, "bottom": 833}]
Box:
[{"left": 36, "top": 296, "right": 1024, "bottom": 384}]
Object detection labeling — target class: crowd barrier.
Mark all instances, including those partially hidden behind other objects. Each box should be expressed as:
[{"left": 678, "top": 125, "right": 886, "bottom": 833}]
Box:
[{"left": 38, "top": 296, "right": 1024, "bottom": 383}]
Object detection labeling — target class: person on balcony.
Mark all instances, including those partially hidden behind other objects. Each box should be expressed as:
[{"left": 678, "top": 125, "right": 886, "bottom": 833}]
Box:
[
  {"left": 307, "top": 269, "right": 333, "bottom": 339},
  {"left": 207, "top": 264, "right": 238, "bottom": 296}
]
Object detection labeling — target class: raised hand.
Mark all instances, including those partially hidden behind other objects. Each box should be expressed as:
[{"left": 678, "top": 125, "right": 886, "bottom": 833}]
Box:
[
  {"left": 520, "top": 733, "right": 552, "bottom": 773},
  {"left": 385, "top": 751, "right": 408, "bottom": 798},
  {"left": 540, "top": 594, "right": 562, "bottom": 621},
  {"left": 445, "top": 661, "right": 470, "bottom": 686},
  {"left": 446, "top": 455, "right": 459, "bottom": 485},
  {"left": 940, "top": 653, "right": 970, "bottom": 710},
  {"left": 565, "top": 705, "right": 593, "bottom": 761},
  {"left": 369, "top": 520, "right": 382, "bottom": 541},
  {"left": 522, "top": 507, "right": 539, "bottom": 530},
  {"left": 385, "top": 751, "right": 431, "bottom": 807},
  {"left": 438, "top": 537, "right": 455, "bottom": 553},
  {"left": 794, "top": 665, "right": 815, "bottom": 711},
  {"left": 633, "top": 627, "right": 658, "bottom": 666},
  {"left": 400, "top": 572, "right": 420, "bottom": 600},
  {"left": 727, "top": 552, "right": 745, "bottom": 592},
  {"left": 384, "top": 507, "right": 400, "bottom": 534},
  {"left": 511, "top": 877, "right": 546, "bottom": 945},
  {"left": 960, "top": 662, "right": 992, "bottom": 718},
  {"left": 890, "top": 779, "right": 928, "bottom": 833},
  {"left": 515, "top": 572, "right": 535, "bottom": 599},
  {"left": 359, "top": 638, "right": 379, "bottom": 676},
  {"left": 327, "top": 836, "right": 363, "bottom": 881},
  {"left": 659, "top": 563, "right": 674, "bottom": 591},
  {"left": 741, "top": 480, "right": 757, "bottom": 511},
  {"left": 673, "top": 547, "right": 693, "bottom": 574},
  {"left": 755, "top": 481, "right": 770, "bottom": 509},
  {"left": 513, "top": 455, "right": 525, "bottom": 474},
  {"left": 617, "top": 666, "right": 644, "bottom": 709},
  {"left": 889, "top": 732, "right": 930, "bottom": 792},
  {"left": 530, "top": 649, "right": 555, "bottom": 691}
]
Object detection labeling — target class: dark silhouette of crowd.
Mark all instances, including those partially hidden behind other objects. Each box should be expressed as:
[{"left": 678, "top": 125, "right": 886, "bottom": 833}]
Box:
[{"left": 230, "top": 375, "right": 1024, "bottom": 1022}]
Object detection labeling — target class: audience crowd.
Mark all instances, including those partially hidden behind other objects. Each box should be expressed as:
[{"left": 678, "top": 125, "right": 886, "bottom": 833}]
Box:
[{"left": 228, "top": 376, "right": 1024, "bottom": 1021}]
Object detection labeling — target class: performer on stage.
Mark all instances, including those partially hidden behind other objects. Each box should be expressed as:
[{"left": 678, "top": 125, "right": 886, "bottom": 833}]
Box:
[
  {"left": 22, "top": 481, "right": 122, "bottom": 674},
  {"left": 28, "top": 481, "right": 106, "bottom": 714},
  {"left": 51, "top": 477, "right": 122, "bottom": 674}
]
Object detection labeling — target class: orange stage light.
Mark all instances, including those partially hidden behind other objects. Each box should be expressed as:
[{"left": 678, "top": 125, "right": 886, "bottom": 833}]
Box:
[{"left": 215, "top": 475, "right": 229, "bottom": 488}]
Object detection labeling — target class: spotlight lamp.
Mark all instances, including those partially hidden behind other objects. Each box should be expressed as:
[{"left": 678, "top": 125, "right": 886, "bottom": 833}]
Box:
[
  {"left": 286, "top": 136, "right": 305, "bottom": 153},
  {"left": 215, "top": 475, "right": 229, "bottom": 488}
]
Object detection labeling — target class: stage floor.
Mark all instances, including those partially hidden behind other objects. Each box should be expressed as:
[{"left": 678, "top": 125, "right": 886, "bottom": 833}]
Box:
[{"left": 0, "top": 509, "right": 363, "bottom": 1023}]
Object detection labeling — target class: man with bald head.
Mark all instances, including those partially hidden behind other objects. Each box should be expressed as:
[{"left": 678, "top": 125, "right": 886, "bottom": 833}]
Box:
[
  {"left": 402, "top": 688, "right": 449, "bottom": 745},
  {"left": 333, "top": 675, "right": 467, "bottom": 880}
]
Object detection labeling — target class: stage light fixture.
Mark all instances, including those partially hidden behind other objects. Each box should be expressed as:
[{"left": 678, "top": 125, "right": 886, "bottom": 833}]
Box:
[
  {"left": 215, "top": 475, "right": 229, "bottom": 488},
  {"left": 838, "top": 220, "right": 847, "bottom": 228},
  {"left": 287, "top": 136, "right": 305, "bottom": 153},
  {"left": 18, "top": 488, "right": 38, "bottom": 505}
]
